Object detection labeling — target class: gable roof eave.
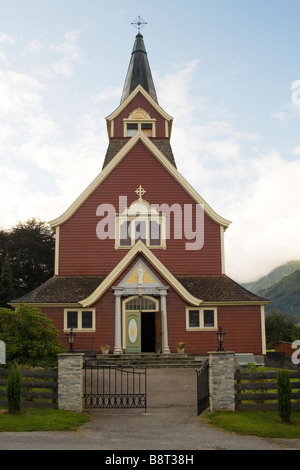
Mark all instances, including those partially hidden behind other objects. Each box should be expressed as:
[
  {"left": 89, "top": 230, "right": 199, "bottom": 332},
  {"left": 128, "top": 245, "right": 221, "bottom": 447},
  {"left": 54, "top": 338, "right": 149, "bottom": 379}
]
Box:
[
  {"left": 106, "top": 85, "right": 174, "bottom": 124},
  {"left": 49, "top": 132, "right": 143, "bottom": 228},
  {"left": 49, "top": 131, "right": 231, "bottom": 229},
  {"left": 79, "top": 240, "right": 203, "bottom": 307},
  {"left": 139, "top": 134, "right": 232, "bottom": 229}
]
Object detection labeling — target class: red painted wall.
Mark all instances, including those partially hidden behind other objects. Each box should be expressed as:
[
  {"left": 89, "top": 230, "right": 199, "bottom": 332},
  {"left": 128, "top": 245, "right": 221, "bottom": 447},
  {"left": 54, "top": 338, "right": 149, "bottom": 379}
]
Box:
[{"left": 58, "top": 141, "right": 222, "bottom": 276}]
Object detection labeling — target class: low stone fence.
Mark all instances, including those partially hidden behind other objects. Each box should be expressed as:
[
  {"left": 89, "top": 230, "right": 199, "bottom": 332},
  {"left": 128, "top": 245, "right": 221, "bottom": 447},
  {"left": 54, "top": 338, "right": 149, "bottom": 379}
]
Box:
[{"left": 57, "top": 352, "right": 237, "bottom": 413}]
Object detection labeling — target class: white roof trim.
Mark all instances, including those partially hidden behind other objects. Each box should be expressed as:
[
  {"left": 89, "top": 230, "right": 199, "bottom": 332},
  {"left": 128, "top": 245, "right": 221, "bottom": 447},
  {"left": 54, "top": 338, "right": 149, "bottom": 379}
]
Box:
[
  {"left": 106, "top": 85, "right": 173, "bottom": 123},
  {"left": 49, "top": 131, "right": 231, "bottom": 228}
]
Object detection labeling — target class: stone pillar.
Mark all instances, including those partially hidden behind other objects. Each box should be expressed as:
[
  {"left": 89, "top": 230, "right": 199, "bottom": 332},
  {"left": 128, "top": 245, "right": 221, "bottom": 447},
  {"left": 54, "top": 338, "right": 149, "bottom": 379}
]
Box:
[
  {"left": 58, "top": 353, "right": 84, "bottom": 412},
  {"left": 113, "top": 287, "right": 123, "bottom": 354},
  {"left": 158, "top": 287, "right": 170, "bottom": 354},
  {"left": 208, "top": 351, "right": 235, "bottom": 412}
]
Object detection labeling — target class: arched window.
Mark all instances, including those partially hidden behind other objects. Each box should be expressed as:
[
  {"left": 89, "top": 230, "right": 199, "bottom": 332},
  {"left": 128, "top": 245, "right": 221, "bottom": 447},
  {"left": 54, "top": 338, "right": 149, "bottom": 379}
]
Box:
[
  {"left": 115, "top": 194, "right": 166, "bottom": 250},
  {"left": 124, "top": 296, "right": 158, "bottom": 311}
]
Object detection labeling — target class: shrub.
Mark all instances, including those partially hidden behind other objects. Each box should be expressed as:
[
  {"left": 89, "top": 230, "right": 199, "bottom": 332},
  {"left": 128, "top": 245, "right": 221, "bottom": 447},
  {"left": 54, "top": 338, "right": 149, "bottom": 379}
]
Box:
[
  {"left": 7, "top": 368, "right": 22, "bottom": 413},
  {"left": 277, "top": 370, "right": 291, "bottom": 424}
]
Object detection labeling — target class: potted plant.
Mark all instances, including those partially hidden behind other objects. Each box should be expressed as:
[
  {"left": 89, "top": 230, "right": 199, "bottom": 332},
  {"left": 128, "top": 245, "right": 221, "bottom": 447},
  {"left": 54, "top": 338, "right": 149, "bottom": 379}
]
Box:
[
  {"left": 101, "top": 345, "right": 110, "bottom": 355},
  {"left": 177, "top": 342, "right": 185, "bottom": 354}
]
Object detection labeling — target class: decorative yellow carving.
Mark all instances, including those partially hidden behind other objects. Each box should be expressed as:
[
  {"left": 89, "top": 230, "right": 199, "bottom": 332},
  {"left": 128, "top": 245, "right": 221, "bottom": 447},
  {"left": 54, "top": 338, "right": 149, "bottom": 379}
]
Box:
[
  {"left": 126, "top": 266, "right": 155, "bottom": 284},
  {"left": 128, "top": 107, "right": 151, "bottom": 120}
]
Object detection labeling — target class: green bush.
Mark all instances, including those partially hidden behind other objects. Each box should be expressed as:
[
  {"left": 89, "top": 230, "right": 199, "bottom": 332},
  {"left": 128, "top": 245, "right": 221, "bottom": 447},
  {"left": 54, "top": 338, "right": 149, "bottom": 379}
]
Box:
[
  {"left": 0, "top": 304, "right": 63, "bottom": 367},
  {"left": 277, "top": 370, "right": 291, "bottom": 424},
  {"left": 7, "top": 368, "right": 22, "bottom": 413}
]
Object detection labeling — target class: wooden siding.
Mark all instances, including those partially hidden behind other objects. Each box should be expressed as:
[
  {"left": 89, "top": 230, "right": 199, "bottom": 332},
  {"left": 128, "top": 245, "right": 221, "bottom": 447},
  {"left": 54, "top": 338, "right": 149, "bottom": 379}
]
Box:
[
  {"left": 42, "top": 300, "right": 263, "bottom": 356},
  {"left": 58, "top": 141, "right": 222, "bottom": 276},
  {"left": 113, "top": 92, "right": 167, "bottom": 138}
]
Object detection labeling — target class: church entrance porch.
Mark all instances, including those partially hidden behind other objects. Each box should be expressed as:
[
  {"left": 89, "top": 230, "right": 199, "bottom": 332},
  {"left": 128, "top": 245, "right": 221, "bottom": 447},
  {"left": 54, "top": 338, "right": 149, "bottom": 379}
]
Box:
[{"left": 113, "top": 260, "right": 170, "bottom": 355}]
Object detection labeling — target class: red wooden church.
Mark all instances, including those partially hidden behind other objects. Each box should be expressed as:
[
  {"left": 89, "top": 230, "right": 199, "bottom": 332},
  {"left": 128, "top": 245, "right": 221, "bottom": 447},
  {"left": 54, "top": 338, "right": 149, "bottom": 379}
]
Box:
[{"left": 13, "top": 32, "right": 268, "bottom": 357}]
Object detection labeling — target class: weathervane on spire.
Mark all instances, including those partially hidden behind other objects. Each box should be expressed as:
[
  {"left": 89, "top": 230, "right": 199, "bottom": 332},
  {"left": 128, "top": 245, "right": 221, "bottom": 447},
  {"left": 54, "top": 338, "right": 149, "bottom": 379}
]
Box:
[{"left": 131, "top": 16, "right": 147, "bottom": 33}]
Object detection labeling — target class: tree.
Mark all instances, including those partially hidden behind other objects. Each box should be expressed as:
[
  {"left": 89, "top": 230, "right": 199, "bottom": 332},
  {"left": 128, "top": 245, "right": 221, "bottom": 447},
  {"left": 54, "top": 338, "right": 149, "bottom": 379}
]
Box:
[
  {"left": 0, "top": 218, "right": 55, "bottom": 302},
  {"left": 7, "top": 368, "right": 22, "bottom": 414},
  {"left": 0, "top": 304, "right": 63, "bottom": 367},
  {"left": 265, "top": 310, "right": 300, "bottom": 349},
  {"left": 277, "top": 370, "right": 291, "bottom": 424},
  {"left": 0, "top": 255, "right": 15, "bottom": 308}
]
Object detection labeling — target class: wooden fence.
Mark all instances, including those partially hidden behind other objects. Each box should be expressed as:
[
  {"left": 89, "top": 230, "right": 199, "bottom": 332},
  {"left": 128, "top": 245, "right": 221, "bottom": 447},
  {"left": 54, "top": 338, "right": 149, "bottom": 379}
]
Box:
[
  {"left": 235, "top": 370, "right": 300, "bottom": 411},
  {"left": 0, "top": 368, "right": 58, "bottom": 409}
]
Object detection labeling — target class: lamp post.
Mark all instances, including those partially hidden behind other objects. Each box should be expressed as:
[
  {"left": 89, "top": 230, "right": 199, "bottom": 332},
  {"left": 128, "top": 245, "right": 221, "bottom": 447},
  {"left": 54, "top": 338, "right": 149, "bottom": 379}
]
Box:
[
  {"left": 216, "top": 326, "right": 226, "bottom": 352},
  {"left": 66, "top": 328, "right": 76, "bottom": 353}
]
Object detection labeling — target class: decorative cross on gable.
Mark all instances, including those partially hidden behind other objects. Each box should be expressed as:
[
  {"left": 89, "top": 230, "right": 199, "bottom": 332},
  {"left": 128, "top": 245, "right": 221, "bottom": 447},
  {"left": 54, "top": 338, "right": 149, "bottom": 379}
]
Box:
[{"left": 135, "top": 185, "right": 146, "bottom": 200}]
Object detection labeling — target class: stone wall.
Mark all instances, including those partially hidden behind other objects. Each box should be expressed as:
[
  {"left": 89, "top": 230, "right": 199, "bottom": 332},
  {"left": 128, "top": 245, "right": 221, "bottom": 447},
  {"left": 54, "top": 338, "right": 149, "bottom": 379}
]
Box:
[
  {"left": 209, "top": 351, "right": 235, "bottom": 412},
  {"left": 58, "top": 353, "right": 84, "bottom": 412}
]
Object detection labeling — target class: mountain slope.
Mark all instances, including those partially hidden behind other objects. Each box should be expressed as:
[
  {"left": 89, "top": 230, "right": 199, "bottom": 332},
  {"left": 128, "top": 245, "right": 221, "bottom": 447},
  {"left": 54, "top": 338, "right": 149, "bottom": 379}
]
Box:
[
  {"left": 243, "top": 260, "right": 300, "bottom": 294},
  {"left": 258, "top": 270, "right": 300, "bottom": 321}
]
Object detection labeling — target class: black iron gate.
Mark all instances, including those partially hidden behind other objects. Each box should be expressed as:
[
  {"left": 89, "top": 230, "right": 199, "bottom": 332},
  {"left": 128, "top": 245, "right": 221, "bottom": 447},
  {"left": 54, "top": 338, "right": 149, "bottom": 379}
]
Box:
[
  {"left": 196, "top": 360, "right": 209, "bottom": 415},
  {"left": 83, "top": 361, "right": 147, "bottom": 413}
]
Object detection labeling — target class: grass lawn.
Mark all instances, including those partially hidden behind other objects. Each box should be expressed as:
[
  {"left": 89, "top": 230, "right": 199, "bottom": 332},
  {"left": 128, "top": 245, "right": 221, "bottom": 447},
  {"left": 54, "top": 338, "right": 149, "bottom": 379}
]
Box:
[
  {"left": 204, "top": 411, "right": 300, "bottom": 439},
  {"left": 0, "top": 408, "right": 90, "bottom": 432}
]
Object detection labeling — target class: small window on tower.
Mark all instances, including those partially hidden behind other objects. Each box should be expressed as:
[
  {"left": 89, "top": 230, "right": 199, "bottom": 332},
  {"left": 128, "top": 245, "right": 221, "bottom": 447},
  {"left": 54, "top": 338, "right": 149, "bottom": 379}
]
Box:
[
  {"left": 127, "top": 123, "right": 138, "bottom": 136},
  {"left": 141, "top": 123, "right": 153, "bottom": 136}
]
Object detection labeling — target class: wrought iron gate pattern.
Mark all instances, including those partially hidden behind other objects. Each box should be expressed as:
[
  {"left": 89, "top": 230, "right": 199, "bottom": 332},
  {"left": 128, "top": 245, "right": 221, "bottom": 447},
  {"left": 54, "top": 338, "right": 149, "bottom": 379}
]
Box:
[
  {"left": 83, "top": 361, "right": 147, "bottom": 412},
  {"left": 196, "top": 360, "right": 209, "bottom": 415}
]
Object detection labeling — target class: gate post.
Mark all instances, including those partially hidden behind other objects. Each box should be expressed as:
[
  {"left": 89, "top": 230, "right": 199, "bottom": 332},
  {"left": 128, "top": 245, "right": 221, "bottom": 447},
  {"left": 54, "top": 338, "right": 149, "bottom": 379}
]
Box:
[
  {"left": 208, "top": 351, "right": 235, "bottom": 412},
  {"left": 58, "top": 353, "right": 84, "bottom": 412}
]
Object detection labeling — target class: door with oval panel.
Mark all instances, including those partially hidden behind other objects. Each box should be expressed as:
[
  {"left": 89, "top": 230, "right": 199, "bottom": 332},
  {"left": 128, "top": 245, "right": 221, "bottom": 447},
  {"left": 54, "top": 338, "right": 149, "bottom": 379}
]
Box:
[{"left": 126, "top": 312, "right": 141, "bottom": 353}]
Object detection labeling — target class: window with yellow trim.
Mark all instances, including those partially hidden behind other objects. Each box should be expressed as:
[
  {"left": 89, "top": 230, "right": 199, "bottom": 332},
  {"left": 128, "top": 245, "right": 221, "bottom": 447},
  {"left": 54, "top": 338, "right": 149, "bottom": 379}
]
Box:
[
  {"left": 64, "top": 309, "right": 96, "bottom": 332},
  {"left": 123, "top": 108, "right": 156, "bottom": 137},
  {"left": 186, "top": 308, "right": 217, "bottom": 330}
]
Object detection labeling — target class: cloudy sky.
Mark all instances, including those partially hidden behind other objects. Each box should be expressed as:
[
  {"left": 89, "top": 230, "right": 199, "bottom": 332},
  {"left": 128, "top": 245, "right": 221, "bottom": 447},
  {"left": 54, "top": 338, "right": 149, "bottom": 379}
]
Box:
[{"left": 0, "top": 0, "right": 300, "bottom": 283}]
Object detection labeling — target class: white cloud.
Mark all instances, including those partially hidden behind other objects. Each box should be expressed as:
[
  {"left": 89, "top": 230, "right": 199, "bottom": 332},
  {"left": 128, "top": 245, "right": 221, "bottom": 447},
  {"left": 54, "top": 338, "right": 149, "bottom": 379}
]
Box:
[{"left": 49, "top": 29, "right": 82, "bottom": 78}]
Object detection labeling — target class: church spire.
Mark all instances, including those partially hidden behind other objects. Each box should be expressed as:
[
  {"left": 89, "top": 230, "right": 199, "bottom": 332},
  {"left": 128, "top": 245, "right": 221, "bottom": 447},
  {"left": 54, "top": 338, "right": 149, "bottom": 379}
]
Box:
[{"left": 120, "top": 31, "right": 158, "bottom": 104}]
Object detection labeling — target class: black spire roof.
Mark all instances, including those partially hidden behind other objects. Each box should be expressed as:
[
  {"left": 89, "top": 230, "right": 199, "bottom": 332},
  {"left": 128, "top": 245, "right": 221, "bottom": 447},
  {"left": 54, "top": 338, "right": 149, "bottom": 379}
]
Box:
[{"left": 120, "top": 33, "right": 158, "bottom": 103}]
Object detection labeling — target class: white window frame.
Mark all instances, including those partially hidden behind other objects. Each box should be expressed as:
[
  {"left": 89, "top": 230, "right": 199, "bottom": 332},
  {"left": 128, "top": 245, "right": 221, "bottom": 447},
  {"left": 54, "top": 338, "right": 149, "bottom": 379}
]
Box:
[
  {"left": 185, "top": 307, "right": 218, "bottom": 331},
  {"left": 115, "top": 200, "right": 166, "bottom": 250},
  {"left": 64, "top": 308, "right": 96, "bottom": 332},
  {"left": 123, "top": 107, "right": 157, "bottom": 138}
]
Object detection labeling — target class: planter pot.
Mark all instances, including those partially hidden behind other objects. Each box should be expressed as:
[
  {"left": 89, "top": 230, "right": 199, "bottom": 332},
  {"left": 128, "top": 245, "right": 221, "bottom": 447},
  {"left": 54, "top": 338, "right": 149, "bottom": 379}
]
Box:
[
  {"left": 102, "top": 348, "right": 109, "bottom": 355},
  {"left": 177, "top": 347, "right": 185, "bottom": 354}
]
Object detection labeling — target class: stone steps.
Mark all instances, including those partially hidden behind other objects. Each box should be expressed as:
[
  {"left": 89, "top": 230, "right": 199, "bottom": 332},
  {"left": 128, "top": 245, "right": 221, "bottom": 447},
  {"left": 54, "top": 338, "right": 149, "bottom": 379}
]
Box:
[{"left": 92, "top": 353, "right": 204, "bottom": 368}]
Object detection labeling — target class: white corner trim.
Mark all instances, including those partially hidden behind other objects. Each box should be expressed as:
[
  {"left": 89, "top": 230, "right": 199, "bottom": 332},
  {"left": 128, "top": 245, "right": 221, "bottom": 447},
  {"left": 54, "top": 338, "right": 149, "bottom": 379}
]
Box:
[
  {"left": 220, "top": 226, "right": 225, "bottom": 274},
  {"left": 79, "top": 240, "right": 203, "bottom": 307},
  {"left": 261, "top": 305, "right": 266, "bottom": 354},
  {"left": 54, "top": 226, "right": 60, "bottom": 275}
]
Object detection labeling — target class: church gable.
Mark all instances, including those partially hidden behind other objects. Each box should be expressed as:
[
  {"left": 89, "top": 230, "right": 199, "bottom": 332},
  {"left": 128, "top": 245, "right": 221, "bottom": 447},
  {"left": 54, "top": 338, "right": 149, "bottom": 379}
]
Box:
[{"left": 54, "top": 135, "right": 226, "bottom": 277}]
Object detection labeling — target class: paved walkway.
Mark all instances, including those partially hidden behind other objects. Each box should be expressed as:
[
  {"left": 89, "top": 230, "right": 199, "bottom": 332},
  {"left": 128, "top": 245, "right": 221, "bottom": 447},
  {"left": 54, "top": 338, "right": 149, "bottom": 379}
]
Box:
[{"left": 1, "top": 369, "right": 300, "bottom": 450}]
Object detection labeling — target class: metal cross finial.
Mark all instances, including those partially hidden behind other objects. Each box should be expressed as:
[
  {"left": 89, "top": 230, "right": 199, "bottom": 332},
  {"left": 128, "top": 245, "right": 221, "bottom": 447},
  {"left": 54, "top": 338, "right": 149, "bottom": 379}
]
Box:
[
  {"left": 135, "top": 185, "right": 146, "bottom": 200},
  {"left": 131, "top": 16, "right": 147, "bottom": 33}
]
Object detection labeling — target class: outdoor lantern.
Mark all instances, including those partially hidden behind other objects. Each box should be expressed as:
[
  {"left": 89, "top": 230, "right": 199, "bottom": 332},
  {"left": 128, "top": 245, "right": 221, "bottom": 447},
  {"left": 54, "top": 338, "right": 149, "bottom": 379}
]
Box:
[
  {"left": 66, "top": 328, "right": 76, "bottom": 353},
  {"left": 216, "top": 326, "right": 226, "bottom": 352}
]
